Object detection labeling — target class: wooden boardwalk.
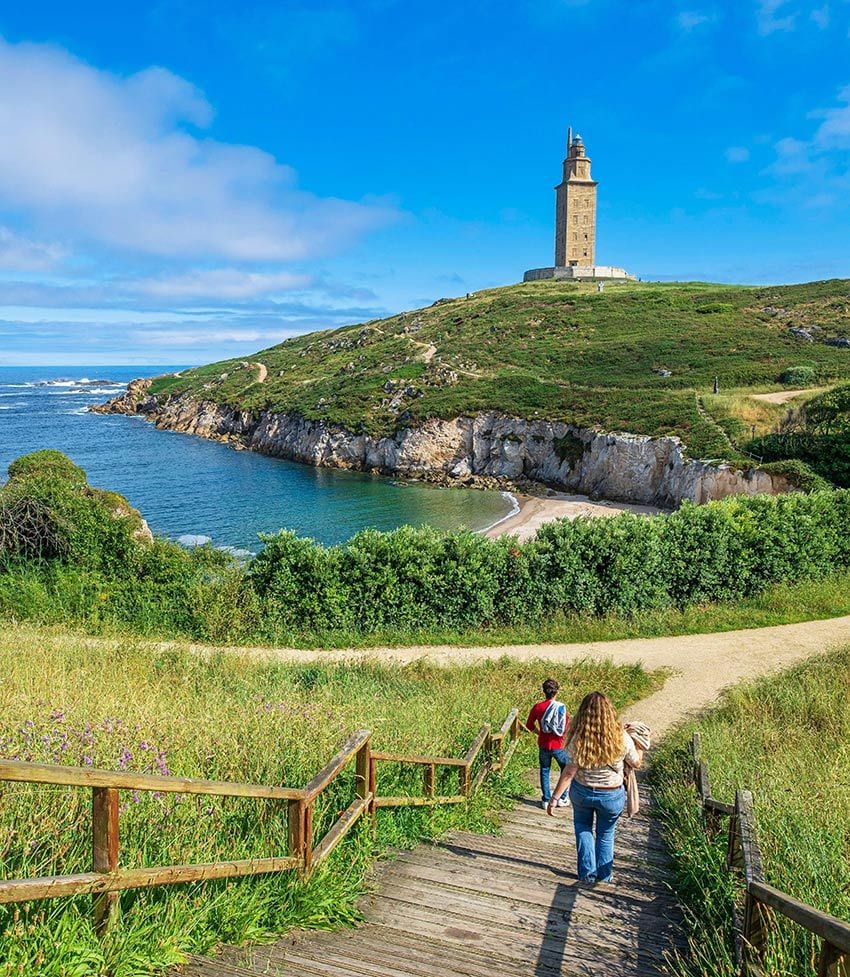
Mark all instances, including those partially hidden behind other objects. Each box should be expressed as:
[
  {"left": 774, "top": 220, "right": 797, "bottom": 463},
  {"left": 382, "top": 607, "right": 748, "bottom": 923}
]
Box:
[{"left": 180, "top": 780, "right": 684, "bottom": 977}]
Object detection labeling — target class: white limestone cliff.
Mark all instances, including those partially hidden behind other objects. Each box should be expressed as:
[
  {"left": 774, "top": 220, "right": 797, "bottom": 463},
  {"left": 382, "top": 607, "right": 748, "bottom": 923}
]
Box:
[{"left": 96, "top": 381, "right": 792, "bottom": 507}]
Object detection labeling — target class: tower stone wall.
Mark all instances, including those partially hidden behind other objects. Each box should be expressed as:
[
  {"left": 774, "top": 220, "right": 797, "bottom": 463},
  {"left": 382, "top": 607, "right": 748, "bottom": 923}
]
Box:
[
  {"left": 554, "top": 133, "right": 598, "bottom": 268},
  {"left": 523, "top": 128, "right": 634, "bottom": 283}
]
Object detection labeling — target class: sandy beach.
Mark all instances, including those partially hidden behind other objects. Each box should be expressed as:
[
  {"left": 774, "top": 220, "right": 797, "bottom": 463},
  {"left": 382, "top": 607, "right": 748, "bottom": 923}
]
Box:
[{"left": 484, "top": 491, "right": 662, "bottom": 542}]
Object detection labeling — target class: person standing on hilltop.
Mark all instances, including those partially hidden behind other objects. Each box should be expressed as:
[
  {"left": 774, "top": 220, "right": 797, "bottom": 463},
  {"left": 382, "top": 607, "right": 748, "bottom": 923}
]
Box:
[
  {"left": 546, "top": 691, "right": 645, "bottom": 885},
  {"left": 525, "top": 678, "right": 570, "bottom": 810}
]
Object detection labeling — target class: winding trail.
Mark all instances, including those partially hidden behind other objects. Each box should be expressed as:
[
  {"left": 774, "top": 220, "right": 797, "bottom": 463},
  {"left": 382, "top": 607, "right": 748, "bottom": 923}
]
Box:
[
  {"left": 182, "top": 614, "right": 850, "bottom": 737},
  {"left": 169, "top": 615, "right": 850, "bottom": 975}
]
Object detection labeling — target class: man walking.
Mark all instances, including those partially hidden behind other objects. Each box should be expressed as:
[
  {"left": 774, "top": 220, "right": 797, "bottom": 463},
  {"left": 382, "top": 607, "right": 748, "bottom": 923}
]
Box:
[{"left": 526, "top": 678, "right": 570, "bottom": 810}]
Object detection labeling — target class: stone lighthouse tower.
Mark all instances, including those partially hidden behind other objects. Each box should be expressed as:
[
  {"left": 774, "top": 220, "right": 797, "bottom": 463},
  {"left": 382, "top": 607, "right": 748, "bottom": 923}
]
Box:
[
  {"left": 524, "top": 128, "right": 634, "bottom": 282},
  {"left": 555, "top": 128, "right": 597, "bottom": 267}
]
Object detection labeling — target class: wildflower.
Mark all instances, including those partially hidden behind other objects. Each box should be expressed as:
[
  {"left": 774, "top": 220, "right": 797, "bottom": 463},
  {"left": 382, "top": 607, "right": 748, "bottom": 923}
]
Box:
[
  {"left": 118, "top": 747, "right": 132, "bottom": 769},
  {"left": 48, "top": 709, "right": 65, "bottom": 722},
  {"left": 83, "top": 755, "right": 93, "bottom": 767},
  {"left": 139, "top": 740, "right": 150, "bottom": 751}
]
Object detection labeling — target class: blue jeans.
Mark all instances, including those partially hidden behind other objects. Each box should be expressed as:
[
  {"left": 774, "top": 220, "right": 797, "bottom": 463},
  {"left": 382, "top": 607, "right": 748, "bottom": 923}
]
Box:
[
  {"left": 538, "top": 747, "right": 569, "bottom": 802},
  {"left": 569, "top": 781, "right": 625, "bottom": 882}
]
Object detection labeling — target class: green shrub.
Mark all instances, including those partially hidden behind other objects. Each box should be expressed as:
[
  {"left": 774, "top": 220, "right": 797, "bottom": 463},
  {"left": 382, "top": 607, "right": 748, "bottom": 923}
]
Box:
[
  {"left": 760, "top": 459, "right": 832, "bottom": 493},
  {"left": 778, "top": 365, "right": 816, "bottom": 386},
  {"left": 750, "top": 433, "right": 850, "bottom": 487},
  {"left": 4, "top": 453, "right": 850, "bottom": 645},
  {"left": 7, "top": 449, "right": 87, "bottom": 486}
]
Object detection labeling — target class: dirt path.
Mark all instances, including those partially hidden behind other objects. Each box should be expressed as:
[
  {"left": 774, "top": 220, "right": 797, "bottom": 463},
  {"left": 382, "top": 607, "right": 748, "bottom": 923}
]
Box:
[
  {"left": 170, "top": 615, "right": 850, "bottom": 737},
  {"left": 750, "top": 388, "right": 808, "bottom": 404},
  {"left": 253, "top": 362, "right": 268, "bottom": 384}
]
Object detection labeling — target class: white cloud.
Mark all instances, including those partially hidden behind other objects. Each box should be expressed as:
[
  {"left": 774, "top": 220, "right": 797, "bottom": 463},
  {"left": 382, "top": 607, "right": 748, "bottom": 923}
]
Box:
[
  {"left": 725, "top": 146, "right": 751, "bottom": 162},
  {"left": 812, "top": 84, "right": 850, "bottom": 148},
  {"left": 675, "top": 10, "right": 715, "bottom": 31},
  {"left": 0, "top": 37, "right": 398, "bottom": 262},
  {"left": 136, "top": 268, "right": 313, "bottom": 300},
  {"left": 810, "top": 4, "right": 830, "bottom": 27},
  {"left": 0, "top": 227, "right": 65, "bottom": 271},
  {"left": 769, "top": 136, "right": 812, "bottom": 174},
  {"left": 756, "top": 0, "right": 797, "bottom": 33}
]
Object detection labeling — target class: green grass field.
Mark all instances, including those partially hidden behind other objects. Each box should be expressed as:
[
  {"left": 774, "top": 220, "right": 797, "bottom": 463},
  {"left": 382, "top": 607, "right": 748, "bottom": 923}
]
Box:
[
  {"left": 652, "top": 649, "right": 850, "bottom": 977},
  {"left": 146, "top": 278, "right": 850, "bottom": 459},
  {"left": 0, "top": 624, "right": 656, "bottom": 977}
]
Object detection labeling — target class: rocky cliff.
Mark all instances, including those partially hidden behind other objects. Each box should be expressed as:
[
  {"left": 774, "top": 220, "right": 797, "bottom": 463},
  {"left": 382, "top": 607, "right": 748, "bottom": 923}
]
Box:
[{"left": 95, "top": 380, "right": 792, "bottom": 508}]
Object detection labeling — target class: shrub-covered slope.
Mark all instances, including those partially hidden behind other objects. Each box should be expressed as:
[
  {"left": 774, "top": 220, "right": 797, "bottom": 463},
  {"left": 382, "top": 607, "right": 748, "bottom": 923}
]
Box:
[{"left": 147, "top": 278, "right": 850, "bottom": 458}]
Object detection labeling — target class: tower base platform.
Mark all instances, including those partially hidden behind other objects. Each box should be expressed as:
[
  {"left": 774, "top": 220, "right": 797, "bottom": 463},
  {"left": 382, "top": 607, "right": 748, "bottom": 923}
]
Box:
[{"left": 523, "top": 265, "right": 637, "bottom": 283}]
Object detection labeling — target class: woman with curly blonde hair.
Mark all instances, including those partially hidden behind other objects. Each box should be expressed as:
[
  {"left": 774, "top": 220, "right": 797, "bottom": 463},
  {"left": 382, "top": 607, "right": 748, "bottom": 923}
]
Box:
[{"left": 547, "top": 691, "right": 644, "bottom": 885}]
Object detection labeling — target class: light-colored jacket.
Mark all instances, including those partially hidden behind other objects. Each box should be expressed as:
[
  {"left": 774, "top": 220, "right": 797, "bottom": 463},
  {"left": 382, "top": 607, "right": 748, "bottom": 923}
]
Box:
[{"left": 623, "top": 721, "right": 651, "bottom": 817}]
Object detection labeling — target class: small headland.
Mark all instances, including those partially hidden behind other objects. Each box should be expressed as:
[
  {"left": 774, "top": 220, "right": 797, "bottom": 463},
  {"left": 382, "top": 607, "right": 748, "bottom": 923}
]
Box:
[{"left": 95, "top": 278, "right": 850, "bottom": 509}]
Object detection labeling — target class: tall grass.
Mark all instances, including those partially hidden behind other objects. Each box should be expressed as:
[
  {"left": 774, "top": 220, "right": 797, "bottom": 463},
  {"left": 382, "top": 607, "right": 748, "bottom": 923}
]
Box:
[
  {"left": 0, "top": 624, "right": 656, "bottom": 976},
  {"left": 652, "top": 649, "right": 850, "bottom": 977}
]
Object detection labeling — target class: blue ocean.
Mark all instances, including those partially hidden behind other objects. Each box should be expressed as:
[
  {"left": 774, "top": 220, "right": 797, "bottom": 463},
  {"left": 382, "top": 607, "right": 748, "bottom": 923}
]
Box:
[{"left": 0, "top": 366, "right": 514, "bottom": 552}]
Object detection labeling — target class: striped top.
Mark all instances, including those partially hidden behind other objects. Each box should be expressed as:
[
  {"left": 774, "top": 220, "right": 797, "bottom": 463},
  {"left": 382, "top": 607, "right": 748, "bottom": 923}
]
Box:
[{"left": 573, "top": 730, "right": 641, "bottom": 789}]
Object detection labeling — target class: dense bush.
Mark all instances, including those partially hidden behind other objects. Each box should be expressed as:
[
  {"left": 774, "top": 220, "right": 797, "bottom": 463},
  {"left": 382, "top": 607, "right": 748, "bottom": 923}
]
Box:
[
  {"left": 747, "top": 384, "right": 850, "bottom": 488},
  {"left": 3, "top": 451, "right": 850, "bottom": 644},
  {"left": 750, "top": 432, "right": 850, "bottom": 488},
  {"left": 0, "top": 450, "right": 142, "bottom": 568},
  {"left": 778, "top": 365, "right": 816, "bottom": 386},
  {"left": 250, "top": 490, "right": 850, "bottom": 636}
]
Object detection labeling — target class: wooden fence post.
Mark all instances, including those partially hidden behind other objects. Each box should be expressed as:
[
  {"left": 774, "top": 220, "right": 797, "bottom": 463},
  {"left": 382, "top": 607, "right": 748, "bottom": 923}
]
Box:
[
  {"left": 818, "top": 942, "right": 849, "bottom": 977},
  {"left": 743, "top": 892, "right": 770, "bottom": 977},
  {"left": 303, "top": 804, "right": 314, "bottom": 874},
  {"left": 92, "top": 787, "right": 119, "bottom": 936},
  {"left": 355, "top": 737, "right": 371, "bottom": 803},
  {"left": 288, "top": 798, "right": 307, "bottom": 875},
  {"left": 368, "top": 755, "right": 377, "bottom": 838},
  {"left": 424, "top": 764, "right": 435, "bottom": 798},
  {"left": 460, "top": 763, "right": 471, "bottom": 798}
]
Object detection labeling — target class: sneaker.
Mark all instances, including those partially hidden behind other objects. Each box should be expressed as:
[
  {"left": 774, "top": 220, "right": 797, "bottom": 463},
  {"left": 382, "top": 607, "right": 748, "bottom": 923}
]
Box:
[
  {"left": 540, "top": 799, "right": 548, "bottom": 810},
  {"left": 595, "top": 876, "right": 615, "bottom": 887},
  {"left": 557, "top": 796, "right": 571, "bottom": 808}
]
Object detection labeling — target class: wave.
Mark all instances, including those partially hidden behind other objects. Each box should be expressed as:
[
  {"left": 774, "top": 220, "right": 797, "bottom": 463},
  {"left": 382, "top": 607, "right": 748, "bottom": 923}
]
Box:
[
  {"left": 477, "top": 491, "right": 521, "bottom": 535},
  {"left": 176, "top": 534, "right": 213, "bottom": 548},
  {"left": 63, "top": 406, "right": 90, "bottom": 416},
  {"left": 0, "top": 402, "right": 26, "bottom": 410}
]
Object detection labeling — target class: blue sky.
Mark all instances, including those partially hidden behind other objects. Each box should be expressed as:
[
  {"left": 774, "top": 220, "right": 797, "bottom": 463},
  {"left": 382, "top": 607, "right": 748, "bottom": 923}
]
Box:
[{"left": 1, "top": 0, "right": 850, "bottom": 365}]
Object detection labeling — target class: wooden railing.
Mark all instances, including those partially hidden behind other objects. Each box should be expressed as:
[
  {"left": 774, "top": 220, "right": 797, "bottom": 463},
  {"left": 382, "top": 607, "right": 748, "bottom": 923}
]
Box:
[
  {"left": 691, "top": 732, "right": 850, "bottom": 977},
  {"left": 0, "top": 708, "right": 522, "bottom": 935}
]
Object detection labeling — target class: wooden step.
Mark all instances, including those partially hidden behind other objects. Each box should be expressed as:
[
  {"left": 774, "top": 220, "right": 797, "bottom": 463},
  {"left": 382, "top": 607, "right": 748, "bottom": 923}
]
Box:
[{"left": 176, "top": 786, "right": 685, "bottom": 977}]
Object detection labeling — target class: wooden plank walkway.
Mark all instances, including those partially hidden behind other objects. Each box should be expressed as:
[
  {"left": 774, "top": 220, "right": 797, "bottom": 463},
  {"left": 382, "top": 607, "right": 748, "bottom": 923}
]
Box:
[{"left": 178, "top": 778, "right": 685, "bottom": 977}]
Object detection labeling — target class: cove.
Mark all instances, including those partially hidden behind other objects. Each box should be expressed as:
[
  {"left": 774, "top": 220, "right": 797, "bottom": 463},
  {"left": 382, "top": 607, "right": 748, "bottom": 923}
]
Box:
[{"left": 0, "top": 367, "right": 514, "bottom": 552}]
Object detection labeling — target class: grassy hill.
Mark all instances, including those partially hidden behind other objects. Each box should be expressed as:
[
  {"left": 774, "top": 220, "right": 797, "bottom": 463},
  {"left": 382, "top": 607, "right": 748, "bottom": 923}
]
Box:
[{"left": 148, "top": 278, "right": 850, "bottom": 460}]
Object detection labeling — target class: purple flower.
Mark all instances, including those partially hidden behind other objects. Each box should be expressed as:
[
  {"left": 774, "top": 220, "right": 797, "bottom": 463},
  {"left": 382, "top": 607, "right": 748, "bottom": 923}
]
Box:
[
  {"left": 118, "top": 747, "right": 132, "bottom": 769},
  {"left": 83, "top": 755, "right": 93, "bottom": 767},
  {"left": 49, "top": 709, "right": 65, "bottom": 722},
  {"left": 139, "top": 740, "right": 150, "bottom": 751}
]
